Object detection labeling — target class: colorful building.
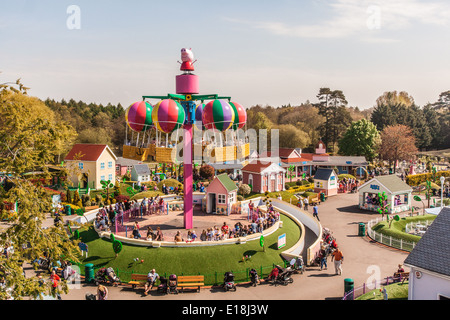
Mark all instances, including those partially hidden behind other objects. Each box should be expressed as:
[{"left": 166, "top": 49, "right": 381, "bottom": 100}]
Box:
[
  {"left": 130, "top": 164, "right": 152, "bottom": 183},
  {"left": 357, "top": 175, "right": 412, "bottom": 214},
  {"left": 313, "top": 168, "right": 338, "bottom": 196},
  {"left": 64, "top": 144, "right": 117, "bottom": 190},
  {"left": 205, "top": 173, "right": 238, "bottom": 215},
  {"left": 241, "top": 161, "right": 286, "bottom": 193}
]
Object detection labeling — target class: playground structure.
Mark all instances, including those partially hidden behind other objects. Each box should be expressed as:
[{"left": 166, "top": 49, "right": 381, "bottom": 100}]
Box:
[{"left": 122, "top": 49, "right": 250, "bottom": 229}]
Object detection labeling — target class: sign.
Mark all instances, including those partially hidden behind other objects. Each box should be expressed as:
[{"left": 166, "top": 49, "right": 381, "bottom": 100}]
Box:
[
  {"left": 278, "top": 233, "right": 286, "bottom": 250},
  {"left": 370, "top": 184, "right": 380, "bottom": 190}
]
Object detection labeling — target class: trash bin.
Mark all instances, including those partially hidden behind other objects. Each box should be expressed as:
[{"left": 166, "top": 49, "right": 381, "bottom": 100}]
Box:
[
  {"left": 358, "top": 223, "right": 366, "bottom": 236},
  {"left": 65, "top": 205, "right": 72, "bottom": 216},
  {"left": 344, "top": 278, "right": 354, "bottom": 300},
  {"left": 84, "top": 263, "right": 95, "bottom": 284}
]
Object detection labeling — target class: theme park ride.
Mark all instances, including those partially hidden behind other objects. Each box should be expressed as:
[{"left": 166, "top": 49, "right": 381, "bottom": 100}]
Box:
[{"left": 122, "top": 48, "right": 249, "bottom": 229}]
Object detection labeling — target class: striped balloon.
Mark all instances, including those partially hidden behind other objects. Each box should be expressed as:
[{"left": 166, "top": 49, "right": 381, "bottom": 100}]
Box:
[
  {"left": 126, "top": 101, "right": 153, "bottom": 132},
  {"left": 152, "top": 99, "right": 186, "bottom": 134},
  {"left": 229, "top": 102, "right": 247, "bottom": 130},
  {"left": 194, "top": 103, "right": 205, "bottom": 130},
  {"left": 202, "top": 99, "right": 235, "bottom": 132}
]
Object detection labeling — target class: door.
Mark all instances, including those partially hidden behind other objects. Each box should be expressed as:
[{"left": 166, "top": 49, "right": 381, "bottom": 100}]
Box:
[
  {"left": 208, "top": 193, "right": 216, "bottom": 213},
  {"left": 81, "top": 173, "right": 88, "bottom": 189}
]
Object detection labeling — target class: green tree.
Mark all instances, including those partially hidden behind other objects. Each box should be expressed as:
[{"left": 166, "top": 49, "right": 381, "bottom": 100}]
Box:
[
  {"left": 338, "top": 119, "right": 381, "bottom": 161},
  {"left": 0, "top": 83, "right": 80, "bottom": 300},
  {"left": 276, "top": 124, "right": 310, "bottom": 149},
  {"left": 238, "top": 184, "right": 251, "bottom": 199},
  {"left": 315, "top": 88, "right": 352, "bottom": 153}
]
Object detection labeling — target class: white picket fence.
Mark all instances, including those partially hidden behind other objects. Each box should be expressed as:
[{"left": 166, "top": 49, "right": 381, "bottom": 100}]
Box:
[{"left": 367, "top": 214, "right": 417, "bottom": 252}]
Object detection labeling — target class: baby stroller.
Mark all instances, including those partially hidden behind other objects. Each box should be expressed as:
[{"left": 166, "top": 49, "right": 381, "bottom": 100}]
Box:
[
  {"left": 223, "top": 272, "right": 237, "bottom": 292},
  {"left": 94, "top": 267, "right": 120, "bottom": 286},
  {"left": 157, "top": 276, "right": 168, "bottom": 294},
  {"left": 85, "top": 293, "right": 97, "bottom": 300},
  {"left": 277, "top": 267, "right": 295, "bottom": 286},
  {"left": 249, "top": 269, "right": 260, "bottom": 287},
  {"left": 168, "top": 274, "right": 178, "bottom": 294},
  {"left": 268, "top": 265, "right": 294, "bottom": 286}
]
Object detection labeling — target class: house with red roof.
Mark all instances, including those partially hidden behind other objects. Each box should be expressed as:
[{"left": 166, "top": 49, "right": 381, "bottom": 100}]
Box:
[
  {"left": 64, "top": 144, "right": 118, "bottom": 190},
  {"left": 241, "top": 161, "right": 286, "bottom": 193}
]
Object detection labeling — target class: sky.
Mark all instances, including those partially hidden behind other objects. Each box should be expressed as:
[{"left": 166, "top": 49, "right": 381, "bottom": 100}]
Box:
[{"left": 1, "top": 0, "right": 449, "bottom": 110}]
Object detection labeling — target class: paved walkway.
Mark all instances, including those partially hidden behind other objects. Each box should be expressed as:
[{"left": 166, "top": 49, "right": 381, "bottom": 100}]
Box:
[{"left": 59, "top": 192, "right": 415, "bottom": 300}]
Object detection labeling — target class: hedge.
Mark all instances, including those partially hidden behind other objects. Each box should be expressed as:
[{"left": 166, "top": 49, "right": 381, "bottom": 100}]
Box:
[
  {"left": 157, "top": 178, "right": 182, "bottom": 190},
  {"left": 406, "top": 170, "right": 450, "bottom": 186}
]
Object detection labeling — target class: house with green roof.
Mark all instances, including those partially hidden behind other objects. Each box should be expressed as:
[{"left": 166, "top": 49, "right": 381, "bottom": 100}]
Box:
[
  {"left": 205, "top": 173, "right": 238, "bottom": 215},
  {"left": 357, "top": 174, "right": 413, "bottom": 214}
]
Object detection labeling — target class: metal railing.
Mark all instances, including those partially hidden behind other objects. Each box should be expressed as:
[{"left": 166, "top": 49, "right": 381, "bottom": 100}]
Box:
[{"left": 342, "top": 275, "right": 407, "bottom": 300}]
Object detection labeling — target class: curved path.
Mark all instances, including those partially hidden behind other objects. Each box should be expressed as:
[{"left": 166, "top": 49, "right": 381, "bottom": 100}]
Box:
[{"left": 59, "top": 192, "right": 411, "bottom": 300}]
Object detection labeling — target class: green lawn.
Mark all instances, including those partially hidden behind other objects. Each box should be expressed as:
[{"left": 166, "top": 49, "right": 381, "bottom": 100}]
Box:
[
  {"left": 372, "top": 214, "right": 436, "bottom": 243},
  {"left": 75, "top": 213, "right": 301, "bottom": 285},
  {"left": 356, "top": 282, "right": 409, "bottom": 300}
]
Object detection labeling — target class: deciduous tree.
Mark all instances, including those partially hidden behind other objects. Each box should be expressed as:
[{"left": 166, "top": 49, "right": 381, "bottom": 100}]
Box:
[{"left": 378, "top": 125, "right": 418, "bottom": 173}]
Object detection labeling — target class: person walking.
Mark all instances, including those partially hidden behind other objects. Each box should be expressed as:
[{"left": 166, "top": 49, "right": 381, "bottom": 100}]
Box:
[
  {"left": 331, "top": 247, "right": 344, "bottom": 276},
  {"left": 313, "top": 204, "right": 320, "bottom": 221},
  {"left": 303, "top": 197, "right": 309, "bottom": 210}
]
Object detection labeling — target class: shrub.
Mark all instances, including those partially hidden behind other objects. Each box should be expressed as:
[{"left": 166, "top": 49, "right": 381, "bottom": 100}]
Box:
[
  {"left": 238, "top": 184, "right": 251, "bottom": 198},
  {"left": 406, "top": 170, "right": 450, "bottom": 186},
  {"left": 285, "top": 184, "right": 291, "bottom": 190},
  {"left": 237, "top": 195, "right": 244, "bottom": 201},
  {"left": 73, "top": 190, "right": 81, "bottom": 205},
  {"left": 295, "top": 180, "right": 302, "bottom": 186},
  {"left": 114, "top": 195, "right": 130, "bottom": 203},
  {"left": 199, "top": 165, "right": 215, "bottom": 180},
  {"left": 157, "top": 178, "right": 182, "bottom": 191}
]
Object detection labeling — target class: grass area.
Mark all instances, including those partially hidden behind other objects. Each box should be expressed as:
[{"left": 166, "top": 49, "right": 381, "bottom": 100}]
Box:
[
  {"left": 356, "top": 282, "right": 409, "bottom": 300},
  {"left": 247, "top": 189, "right": 317, "bottom": 207},
  {"left": 372, "top": 214, "right": 436, "bottom": 243},
  {"left": 75, "top": 213, "right": 301, "bottom": 285},
  {"left": 130, "top": 191, "right": 164, "bottom": 200}
]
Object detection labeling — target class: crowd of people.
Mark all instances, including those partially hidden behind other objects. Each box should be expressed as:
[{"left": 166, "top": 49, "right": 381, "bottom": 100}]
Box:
[
  {"left": 94, "top": 196, "right": 166, "bottom": 232},
  {"left": 126, "top": 202, "right": 281, "bottom": 243},
  {"left": 338, "top": 177, "right": 359, "bottom": 193},
  {"left": 316, "top": 227, "right": 344, "bottom": 275}
]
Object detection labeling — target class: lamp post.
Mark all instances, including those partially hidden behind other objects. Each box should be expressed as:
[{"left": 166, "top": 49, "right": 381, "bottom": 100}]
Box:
[{"left": 441, "top": 176, "right": 445, "bottom": 208}]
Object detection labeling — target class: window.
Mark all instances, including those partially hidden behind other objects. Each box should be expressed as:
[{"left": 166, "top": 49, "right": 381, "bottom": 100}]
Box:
[
  {"left": 100, "top": 162, "right": 105, "bottom": 170},
  {"left": 100, "top": 175, "right": 105, "bottom": 181},
  {"left": 228, "top": 192, "right": 235, "bottom": 204},
  {"left": 249, "top": 174, "right": 253, "bottom": 186},
  {"left": 218, "top": 194, "right": 226, "bottom": 204},
  {"left": 108, "top": 174, "right": 113, "bottom": 181},
  {"left": 108, "top": 161, "right": 113, "bottom": 169},
  {"left": 78, "top": 162, "right": 84, "bottom": 170}
]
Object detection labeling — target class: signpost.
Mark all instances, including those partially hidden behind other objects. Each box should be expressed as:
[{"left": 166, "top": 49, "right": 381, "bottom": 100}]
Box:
[{"left": 278, "top": 233, "right": 286, "bottom": 250}]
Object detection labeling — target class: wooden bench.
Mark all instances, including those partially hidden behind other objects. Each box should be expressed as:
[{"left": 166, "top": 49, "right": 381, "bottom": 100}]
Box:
[
  {"left": 129, "top": 274, "right": 148, "bottom": 289},
  {"left": 310, "top": 196, "right": 320, "bottom": 206},
  {"left": 177, "top": 275, "right": 204, "bottom": 292},
  {"left": 394, "top": 272, "right": 409, "bottom": 284}
]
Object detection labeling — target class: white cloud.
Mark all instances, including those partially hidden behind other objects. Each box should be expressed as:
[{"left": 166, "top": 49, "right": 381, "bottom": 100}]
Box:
[{"left": 226, "top": 0, "right": 450, "bottom": 40}]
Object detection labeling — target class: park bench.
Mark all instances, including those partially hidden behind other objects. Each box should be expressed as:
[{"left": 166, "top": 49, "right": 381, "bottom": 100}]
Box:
[
  {"left": 129, "top": 274, "right": 148, "bottom": 289},
  {"left": 393, "top": 272, "right": 410, "bottom": 284},
  {"left": 177, "top": 275, "right": 204, "bottom": 292},
  {"left": 310, "top": 195, "right": 320, "bottom": 206}
]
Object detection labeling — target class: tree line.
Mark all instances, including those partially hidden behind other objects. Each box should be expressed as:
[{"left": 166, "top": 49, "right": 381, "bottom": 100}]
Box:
[
  {"left": 44, "top": 98, "right": 126, "bottom": 158},
  {"left": 246, "top": 89, "right": 450, "bottom": 160}
]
